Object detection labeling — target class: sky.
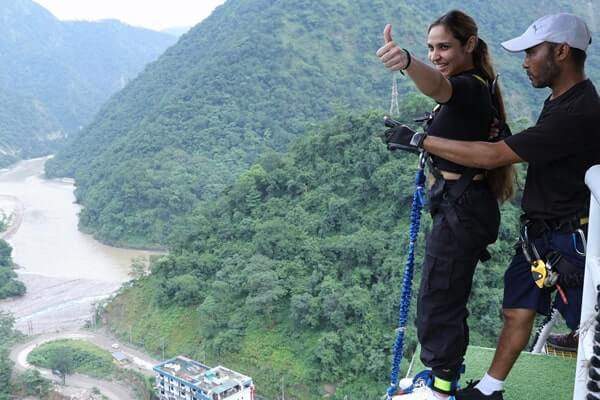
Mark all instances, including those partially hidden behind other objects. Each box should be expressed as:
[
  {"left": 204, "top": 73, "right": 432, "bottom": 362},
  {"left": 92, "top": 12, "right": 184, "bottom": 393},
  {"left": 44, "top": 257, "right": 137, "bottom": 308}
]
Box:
[{"left": 33, "top": 0, "right": 227, "bottom": 31}]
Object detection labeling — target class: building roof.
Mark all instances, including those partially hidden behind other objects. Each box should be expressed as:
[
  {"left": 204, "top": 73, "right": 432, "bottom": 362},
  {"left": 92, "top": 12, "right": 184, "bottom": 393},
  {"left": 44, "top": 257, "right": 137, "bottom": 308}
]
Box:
[
  {"left": 154, "top": 356, "right": 252, "bottom": 395},
  {"left": 111, "top": 351, "right": 128, "bottom": 362}
]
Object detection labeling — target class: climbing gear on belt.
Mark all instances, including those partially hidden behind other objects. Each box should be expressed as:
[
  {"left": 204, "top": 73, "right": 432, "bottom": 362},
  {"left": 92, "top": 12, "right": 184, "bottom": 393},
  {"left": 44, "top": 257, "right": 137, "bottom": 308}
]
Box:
[
  {"left": 547, "top": 250, "right": 585, "bottom": 288},
  {"left": 519, "top": 215, "right": 588, "bottom": 304},
  {"left": 520, "top": 223, "right": 552, "bottom": 289},
  {"left": 519, "top": 223, "right": 567, "bottom": 303}
]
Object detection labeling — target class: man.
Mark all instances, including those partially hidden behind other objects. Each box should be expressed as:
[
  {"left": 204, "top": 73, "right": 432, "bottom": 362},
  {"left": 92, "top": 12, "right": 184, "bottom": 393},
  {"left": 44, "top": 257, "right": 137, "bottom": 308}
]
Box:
[{"left": 383, "top": 13, "right": 600, "bottom": 400}]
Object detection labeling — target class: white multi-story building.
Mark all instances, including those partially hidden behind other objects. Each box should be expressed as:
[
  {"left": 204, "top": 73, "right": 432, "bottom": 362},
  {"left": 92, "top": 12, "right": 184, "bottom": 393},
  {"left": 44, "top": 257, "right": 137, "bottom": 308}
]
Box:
[{"left": 154, "top": 356, "right": 255, "bottom": 400}]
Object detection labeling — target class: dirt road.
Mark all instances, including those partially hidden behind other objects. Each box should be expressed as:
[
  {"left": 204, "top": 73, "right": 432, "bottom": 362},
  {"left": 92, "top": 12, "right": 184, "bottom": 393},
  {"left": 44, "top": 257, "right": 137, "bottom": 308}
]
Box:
[{"left": 10, "top": 331, "right": 160, "bottom": 400}]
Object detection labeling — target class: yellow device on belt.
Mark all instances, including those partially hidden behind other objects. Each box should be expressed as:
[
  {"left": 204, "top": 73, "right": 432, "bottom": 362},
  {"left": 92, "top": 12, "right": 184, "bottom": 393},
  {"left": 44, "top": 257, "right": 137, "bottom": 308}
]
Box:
[{"left": 531, "top": 259, "right": 547, "bottom": 289}]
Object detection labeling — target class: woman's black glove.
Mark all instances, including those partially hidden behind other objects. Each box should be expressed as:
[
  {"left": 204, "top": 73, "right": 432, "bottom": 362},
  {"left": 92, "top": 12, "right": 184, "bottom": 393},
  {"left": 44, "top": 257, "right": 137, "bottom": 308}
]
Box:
[{"left": 383, "top": 117, "right": 427, "bottom": 153}]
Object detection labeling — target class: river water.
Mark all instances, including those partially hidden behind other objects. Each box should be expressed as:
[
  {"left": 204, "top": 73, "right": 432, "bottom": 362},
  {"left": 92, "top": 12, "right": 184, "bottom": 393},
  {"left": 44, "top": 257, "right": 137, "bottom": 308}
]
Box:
[{"left": 0, "top": 157, "right": 156, "bottom": 334}]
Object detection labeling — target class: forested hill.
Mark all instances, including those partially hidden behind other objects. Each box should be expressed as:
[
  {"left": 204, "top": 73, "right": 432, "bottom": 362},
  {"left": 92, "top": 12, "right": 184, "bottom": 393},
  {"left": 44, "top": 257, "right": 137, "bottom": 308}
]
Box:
[
  {"left": 0, "top": 0, "right": 176, "bottom": 166},
  {"left": 104, "top": 109, "right": 522, "bottom": 399},
  {"left": 46, "top": 0, "right": 600, "bottom": 247}
]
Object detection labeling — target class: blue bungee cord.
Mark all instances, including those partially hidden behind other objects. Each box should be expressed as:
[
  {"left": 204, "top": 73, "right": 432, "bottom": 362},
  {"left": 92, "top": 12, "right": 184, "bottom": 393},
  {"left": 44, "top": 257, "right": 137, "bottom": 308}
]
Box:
[{"left": 385, "top": 152, "right": 427, "bottom": 399}]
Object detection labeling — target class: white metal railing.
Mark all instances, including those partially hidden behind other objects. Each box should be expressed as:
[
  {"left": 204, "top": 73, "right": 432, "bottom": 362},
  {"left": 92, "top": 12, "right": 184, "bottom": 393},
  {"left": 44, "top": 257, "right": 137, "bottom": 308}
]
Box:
[{"left": 574, "top": 164, "right": 600, "bottom": 399}]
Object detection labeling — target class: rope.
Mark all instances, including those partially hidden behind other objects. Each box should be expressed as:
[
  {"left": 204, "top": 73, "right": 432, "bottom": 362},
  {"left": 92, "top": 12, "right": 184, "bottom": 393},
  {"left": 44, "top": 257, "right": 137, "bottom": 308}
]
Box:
[
  {"left": 389, "top": 72, "right": 400, "bottom": 117},
  {"left": 386, "top": 154, "right": 427, "bottom": 399}
]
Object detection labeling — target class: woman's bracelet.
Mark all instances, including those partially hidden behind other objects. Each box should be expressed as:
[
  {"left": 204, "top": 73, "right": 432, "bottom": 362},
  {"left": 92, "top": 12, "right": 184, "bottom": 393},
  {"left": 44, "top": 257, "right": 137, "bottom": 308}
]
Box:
[{"left": 400, "top": 48, "right": 412, "bottom": 75}]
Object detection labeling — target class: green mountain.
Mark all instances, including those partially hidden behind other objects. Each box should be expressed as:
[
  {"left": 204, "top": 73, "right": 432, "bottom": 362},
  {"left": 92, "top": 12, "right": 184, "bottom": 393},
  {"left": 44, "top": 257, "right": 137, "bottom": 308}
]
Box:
[
  {"left": 76, "top": 1, "right": 600, "bottom": 397},
  {"left": 0, "top": 0, "right": 176, "bottom": 165},
  {"left": 46, "top": 0, "right": 600, "bottom": 247},
  {"left": 102, "top": 109, "right": 521, "bottom": 399}
]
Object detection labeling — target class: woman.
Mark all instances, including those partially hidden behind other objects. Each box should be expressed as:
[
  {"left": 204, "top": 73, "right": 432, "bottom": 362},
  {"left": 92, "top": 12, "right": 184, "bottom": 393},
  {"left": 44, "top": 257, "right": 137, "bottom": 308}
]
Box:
[{"left": 376, "top": 10, "right": 514, "bottom": 400}]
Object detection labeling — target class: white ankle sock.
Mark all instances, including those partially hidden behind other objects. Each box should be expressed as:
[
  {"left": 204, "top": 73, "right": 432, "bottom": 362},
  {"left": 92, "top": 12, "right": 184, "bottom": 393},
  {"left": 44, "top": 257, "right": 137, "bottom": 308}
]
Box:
[{"left": 475, "top": 373, "right": 504, "bottom": 395}]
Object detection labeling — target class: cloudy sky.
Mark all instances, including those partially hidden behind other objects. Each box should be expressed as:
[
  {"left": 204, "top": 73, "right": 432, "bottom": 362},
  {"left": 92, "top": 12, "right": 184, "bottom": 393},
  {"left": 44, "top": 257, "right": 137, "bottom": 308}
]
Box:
[{"left": 34, "top": 0, "right": 227, "bottom": 31}]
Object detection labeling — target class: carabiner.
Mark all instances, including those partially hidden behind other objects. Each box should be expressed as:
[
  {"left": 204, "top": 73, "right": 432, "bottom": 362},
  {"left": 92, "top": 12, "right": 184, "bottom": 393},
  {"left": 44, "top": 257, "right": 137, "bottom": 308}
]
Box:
[
  {"left": 520, "top": 224, "right": 541, "bottom": 264},
  {"left": 573, "top": 228, "right": 587, "bottom": 256},
  {"left": 418, "top": 151, "right": 427, "bottom": 170},
  {"left": 520, "top": 225, "right": 532, "bottom": 263}
]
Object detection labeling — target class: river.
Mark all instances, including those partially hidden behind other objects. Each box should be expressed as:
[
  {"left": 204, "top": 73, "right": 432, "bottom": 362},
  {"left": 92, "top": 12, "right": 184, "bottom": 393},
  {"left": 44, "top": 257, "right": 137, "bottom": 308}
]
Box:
[{"left": 0, "top": 157, "right": 156, "bottom": 334}]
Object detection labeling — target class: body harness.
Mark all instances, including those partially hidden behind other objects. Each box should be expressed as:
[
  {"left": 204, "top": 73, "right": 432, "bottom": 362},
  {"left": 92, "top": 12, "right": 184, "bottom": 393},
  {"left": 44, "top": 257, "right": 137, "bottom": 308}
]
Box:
[
  {"left": 426, "top": 74, "right": 508, "bottom": 263},
  {"left": 383, "top": 74, "right": 507, "bottom": 398}
]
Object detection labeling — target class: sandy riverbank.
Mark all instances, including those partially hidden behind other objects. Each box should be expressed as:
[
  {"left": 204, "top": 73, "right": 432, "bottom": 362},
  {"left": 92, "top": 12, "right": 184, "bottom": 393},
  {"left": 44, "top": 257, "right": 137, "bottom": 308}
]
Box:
[{"left": 1, "top": 273, "right": 121, "bottom": 335}]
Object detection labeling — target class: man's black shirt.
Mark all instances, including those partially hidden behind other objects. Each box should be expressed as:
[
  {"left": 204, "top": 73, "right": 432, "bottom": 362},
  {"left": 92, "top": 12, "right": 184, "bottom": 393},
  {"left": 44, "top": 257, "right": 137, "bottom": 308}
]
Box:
[{"left": 505, "top": 79, "right": 600, "bottom": 220}]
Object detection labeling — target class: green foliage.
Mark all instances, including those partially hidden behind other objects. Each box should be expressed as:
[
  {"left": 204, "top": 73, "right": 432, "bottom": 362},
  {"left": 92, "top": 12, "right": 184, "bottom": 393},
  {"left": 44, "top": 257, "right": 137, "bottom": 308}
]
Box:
[
  {"left": 17, "top": 369, "right": 51, "bottom": 397},
  {"left": 46, "top": 0, "right": 599, "bottom": 397},
  {"left": 102, "top": 109, "right": 524, "bottom": 399},
  {"left": 0, "top": 0, "right": 176, "bottom": 163},
  {"left": 0, "top": 347, "right": 11, "bottom": 400},
  {"left": 27, "top": 339, "right": 114, "bottom": 380},
  {"left": 129, "top": 256, "right": 149, "bottom": 281},
  {"left": 46, "top": 0, "right": 600, "bottom": 246},
  {"left": 0, "top": 240, "right": 25, "bottom": 300},
  {"left": 0, "top": 312, "right": 19, "bottom": 399}
]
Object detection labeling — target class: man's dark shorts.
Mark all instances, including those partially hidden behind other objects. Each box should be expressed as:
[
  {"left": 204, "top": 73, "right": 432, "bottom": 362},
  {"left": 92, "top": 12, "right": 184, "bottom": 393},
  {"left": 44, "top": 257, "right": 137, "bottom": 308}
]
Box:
[{"left": 502, "top": 229, "right": 586, "bottom": 330}]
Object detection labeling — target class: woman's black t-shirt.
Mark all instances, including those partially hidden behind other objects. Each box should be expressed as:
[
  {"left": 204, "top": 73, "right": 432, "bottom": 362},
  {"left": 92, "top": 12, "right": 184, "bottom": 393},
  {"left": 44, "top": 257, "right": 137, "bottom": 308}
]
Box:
[{"left": 427, "top": 69, "right": 494, "bottom": 173}]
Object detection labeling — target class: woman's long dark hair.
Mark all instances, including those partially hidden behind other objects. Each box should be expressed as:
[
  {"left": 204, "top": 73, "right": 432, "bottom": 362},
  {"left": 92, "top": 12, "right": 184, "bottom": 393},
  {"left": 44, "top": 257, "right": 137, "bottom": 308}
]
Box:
[{"left": 429, "top": 10, "right": 516, "bottom": 202}]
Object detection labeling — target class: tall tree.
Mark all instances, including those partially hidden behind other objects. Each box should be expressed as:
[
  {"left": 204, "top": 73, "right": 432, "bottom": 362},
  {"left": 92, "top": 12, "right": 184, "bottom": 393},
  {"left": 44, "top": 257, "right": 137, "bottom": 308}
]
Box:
[{"left": 48, "top": 347, "right": 75, "bottom": 385}]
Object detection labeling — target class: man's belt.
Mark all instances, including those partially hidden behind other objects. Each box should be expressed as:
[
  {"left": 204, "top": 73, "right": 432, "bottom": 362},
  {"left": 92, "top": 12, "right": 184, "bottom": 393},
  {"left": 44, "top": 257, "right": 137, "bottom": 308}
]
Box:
[{"left": 521, "top": 214, "right": 588, "bottom": 237}]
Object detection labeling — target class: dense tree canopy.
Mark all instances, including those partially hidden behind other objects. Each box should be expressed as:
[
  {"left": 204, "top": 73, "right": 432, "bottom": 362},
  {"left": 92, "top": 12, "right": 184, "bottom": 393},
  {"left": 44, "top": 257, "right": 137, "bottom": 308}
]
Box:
[
  {"left": 47, "top": 0, "right": 600, "bottom": 246},
  {"left": 0, "top": 240, "right": 25, "bottom": 300},
  {"left": 0, "top": 312, "right": 19, "bottom": 399},
  {"left": 44, "top": 0, "right": 599, "bottom": 397},
  {"left": 112, "top": 107, "right": 522, "bottom": 398}
]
